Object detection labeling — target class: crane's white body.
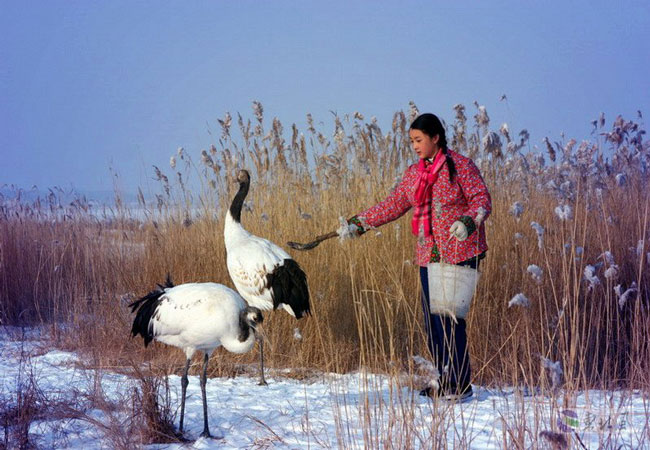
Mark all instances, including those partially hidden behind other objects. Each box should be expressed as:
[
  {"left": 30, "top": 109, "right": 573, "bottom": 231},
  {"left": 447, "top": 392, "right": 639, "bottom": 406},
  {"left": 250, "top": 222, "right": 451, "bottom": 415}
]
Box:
[
  {"left": 224, "top": 212, "right": 296, "bottom": 316},
  {"left": 150, "top": 283, "right": 256, "bottom": 357},
  {"left": 130, "top": 279, "right": 263, "bottom": 438}
]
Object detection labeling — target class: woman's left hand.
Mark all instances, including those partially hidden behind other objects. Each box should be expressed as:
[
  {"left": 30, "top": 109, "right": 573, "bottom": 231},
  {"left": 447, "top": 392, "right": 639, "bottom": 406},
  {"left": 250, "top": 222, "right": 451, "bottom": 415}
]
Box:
[{"left": 449, "top": 221, "right": 468, "bottom": 241}]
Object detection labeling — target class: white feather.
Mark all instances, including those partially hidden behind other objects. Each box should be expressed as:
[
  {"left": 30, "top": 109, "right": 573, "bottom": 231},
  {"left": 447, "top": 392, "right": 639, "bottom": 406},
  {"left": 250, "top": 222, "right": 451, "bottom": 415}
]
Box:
[
  {"left": 224, "top": 211, "right": 294, "bottom": 315},
  {"left": 223, "top": 170, "right": 310, "bottom": 323},
  {"left": 149, "top": 283, "right": 255, "bottom": 357}
]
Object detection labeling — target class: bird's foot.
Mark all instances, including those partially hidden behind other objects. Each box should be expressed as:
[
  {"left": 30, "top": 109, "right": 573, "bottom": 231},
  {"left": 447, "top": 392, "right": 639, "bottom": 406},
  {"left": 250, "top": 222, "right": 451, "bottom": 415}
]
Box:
[
  {"left": 198, "top": 429, "right": 224, "bottom": 440},
  {"left": 258, "top": 379, "right": 268, "bottom": 386},
  {"left": 199, "top": 429, "right": 212, "bottom": 439},
  {"left": 174, "top": 430, "right": 191, "bottom": 443}
]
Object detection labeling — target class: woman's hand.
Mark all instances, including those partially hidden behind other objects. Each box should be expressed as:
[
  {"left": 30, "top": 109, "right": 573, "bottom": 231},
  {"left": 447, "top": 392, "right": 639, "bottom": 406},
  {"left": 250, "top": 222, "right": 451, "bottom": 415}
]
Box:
[
  {"left": 449, "top": 221, "right": 468, "bottom": 241},
  {"left": 337, "top": 216, "right": 363, "bottom": 241}
]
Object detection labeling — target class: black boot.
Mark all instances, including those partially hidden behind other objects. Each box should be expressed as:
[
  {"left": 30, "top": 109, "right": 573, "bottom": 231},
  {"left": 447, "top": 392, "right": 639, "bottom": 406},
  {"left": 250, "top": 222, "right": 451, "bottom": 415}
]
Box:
[
  {"left": 419, "top": 383, "right": 473, "bottom": 402},
  {"left": 441, "top": 383, "right": 473, "bottom": 402}
]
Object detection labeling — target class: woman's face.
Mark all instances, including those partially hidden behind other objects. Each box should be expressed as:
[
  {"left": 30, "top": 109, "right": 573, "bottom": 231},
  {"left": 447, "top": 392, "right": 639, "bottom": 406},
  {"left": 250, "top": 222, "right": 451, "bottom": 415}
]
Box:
[{"left": 409, "top": 129, "right": 440, "bottom": 160}]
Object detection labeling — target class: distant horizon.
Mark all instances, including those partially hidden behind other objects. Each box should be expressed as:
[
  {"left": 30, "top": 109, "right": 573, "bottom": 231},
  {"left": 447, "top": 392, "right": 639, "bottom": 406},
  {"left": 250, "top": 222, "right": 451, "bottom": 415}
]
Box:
[
  {"left": 0, "top": 98, "right": 643, "bottom": 202},
  {"left": 0, "top": 184, "right": 136, "bottom": 203}
]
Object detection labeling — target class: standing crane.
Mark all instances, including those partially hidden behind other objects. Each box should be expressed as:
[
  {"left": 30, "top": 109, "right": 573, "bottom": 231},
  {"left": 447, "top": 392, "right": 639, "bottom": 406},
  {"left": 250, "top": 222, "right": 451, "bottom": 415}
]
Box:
[
  {"left": 129, "top": 276, "right": 264, "bottom": 438},
  {"left": 224, "top": 169, "right": 310, "bottom": 384}
]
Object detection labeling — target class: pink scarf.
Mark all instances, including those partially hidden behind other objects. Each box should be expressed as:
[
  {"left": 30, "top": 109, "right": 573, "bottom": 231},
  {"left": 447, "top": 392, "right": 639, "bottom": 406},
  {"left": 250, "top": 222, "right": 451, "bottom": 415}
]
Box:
[{"left": 411, "top": 151, "right": 445, "bottom": 237}]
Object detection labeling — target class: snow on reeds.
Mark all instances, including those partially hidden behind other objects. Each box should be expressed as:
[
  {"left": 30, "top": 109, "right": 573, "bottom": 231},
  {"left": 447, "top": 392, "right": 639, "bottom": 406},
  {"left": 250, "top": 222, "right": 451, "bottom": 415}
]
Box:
[
  {"left": 540, "top": 356, "right": 563, "bottom": 390},
  {"left": 530, "top": 221, "right": 545, "bottom": 249},
  {"left": 583, "top": 265, "right": 601, "bottom": 290},
  {"left": 554, "top": 204, "right": 572, "bottom": 221},
  {"left": 527, "top": 264, "right": 543, "bottom": 283},
  {"left": 509, "top": 293, "right": 530, "bottom": 308},
  {"left": 615, "top": 283, "right": 638, "bottom": 309},
  {"left": 599, "top": 251, "right": 615, "bottom": 266},
  {"left": 509, "top": 201, "right": 524, "bottom": 221}
]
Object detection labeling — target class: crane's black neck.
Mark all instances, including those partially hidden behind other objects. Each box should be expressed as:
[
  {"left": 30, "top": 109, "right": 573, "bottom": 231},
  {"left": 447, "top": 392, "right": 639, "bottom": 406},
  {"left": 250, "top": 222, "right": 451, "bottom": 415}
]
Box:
[
  {"left": 237, "top": 313, "right": 251, "bottom": 342},
  {"left": 229, "top": 180, "right": 249, "bottom": 224}
]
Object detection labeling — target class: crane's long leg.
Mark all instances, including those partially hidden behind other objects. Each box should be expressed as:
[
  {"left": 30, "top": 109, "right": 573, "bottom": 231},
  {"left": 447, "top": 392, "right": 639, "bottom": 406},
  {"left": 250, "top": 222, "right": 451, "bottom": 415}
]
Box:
[
  {"left": 199, "top": 353, "right": 211, "bottom": 438},
  {"left": 258, "top": 339, "right": 268, "bottom": 385},
  {"left": 179, "top": 358, "right": 191, "bottom": 433}
]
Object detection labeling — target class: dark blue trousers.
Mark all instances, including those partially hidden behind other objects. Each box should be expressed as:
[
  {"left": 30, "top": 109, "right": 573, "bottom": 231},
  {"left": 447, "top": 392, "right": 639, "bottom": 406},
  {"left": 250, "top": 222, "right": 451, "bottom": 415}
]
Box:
[{"left": 419, "top": 261, "right": 476, "bottom": 392}]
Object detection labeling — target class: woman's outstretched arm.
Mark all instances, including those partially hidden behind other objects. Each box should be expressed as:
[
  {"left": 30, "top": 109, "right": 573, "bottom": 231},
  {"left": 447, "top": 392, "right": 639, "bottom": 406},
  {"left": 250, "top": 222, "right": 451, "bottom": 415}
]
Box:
[{"left": 348, "top": 166, "right": 416, "bottom": 234}]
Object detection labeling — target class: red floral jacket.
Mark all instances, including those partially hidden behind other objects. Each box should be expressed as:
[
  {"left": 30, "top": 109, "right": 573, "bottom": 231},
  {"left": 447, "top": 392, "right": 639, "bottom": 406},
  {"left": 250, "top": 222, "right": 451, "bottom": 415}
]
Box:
[{"left": 352, "top": 150, "right": 491, "bottom": 266}]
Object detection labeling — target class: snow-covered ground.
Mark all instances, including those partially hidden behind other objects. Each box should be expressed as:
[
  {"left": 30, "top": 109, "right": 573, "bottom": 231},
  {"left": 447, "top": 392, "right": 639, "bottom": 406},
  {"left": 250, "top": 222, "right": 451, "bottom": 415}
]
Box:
[{"left": 1, "top": 327, "right": 647, "bottom": 449}]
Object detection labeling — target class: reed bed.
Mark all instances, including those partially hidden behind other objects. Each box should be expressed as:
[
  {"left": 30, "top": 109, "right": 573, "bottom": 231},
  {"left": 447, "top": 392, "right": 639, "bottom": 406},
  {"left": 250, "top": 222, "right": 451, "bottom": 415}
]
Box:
[{"left": 1, "top": 102, "right": 648, "bottom": 446}]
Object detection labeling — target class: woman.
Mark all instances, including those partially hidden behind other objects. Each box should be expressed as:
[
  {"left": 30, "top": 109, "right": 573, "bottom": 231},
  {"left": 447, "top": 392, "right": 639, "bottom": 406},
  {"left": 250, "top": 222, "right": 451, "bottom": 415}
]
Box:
[{"left": 345, "top": 112, "right": 491, "bottom": 401}]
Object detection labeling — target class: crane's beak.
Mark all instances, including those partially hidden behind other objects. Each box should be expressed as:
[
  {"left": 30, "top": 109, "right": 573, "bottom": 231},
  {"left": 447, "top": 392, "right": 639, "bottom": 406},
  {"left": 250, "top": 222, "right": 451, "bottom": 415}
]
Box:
[{"left": 254, "top": 323, "right": 270, "bottom": 346}]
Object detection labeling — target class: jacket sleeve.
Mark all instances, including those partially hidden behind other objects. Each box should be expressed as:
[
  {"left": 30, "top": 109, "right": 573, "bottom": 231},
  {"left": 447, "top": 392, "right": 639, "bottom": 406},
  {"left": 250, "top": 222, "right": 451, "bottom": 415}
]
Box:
[
  {"left": 350, "top": 167, "right": 414, "bottom": 232},
  {"left": 456, "top": 157, "right": 491, "bottom": 234}
]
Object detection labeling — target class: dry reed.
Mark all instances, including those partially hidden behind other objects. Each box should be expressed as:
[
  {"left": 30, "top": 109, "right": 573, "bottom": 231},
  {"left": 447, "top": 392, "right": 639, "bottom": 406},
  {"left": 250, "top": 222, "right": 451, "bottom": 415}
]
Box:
[{"left": 1, "top": 101, "right": 648, "bottom": 447}]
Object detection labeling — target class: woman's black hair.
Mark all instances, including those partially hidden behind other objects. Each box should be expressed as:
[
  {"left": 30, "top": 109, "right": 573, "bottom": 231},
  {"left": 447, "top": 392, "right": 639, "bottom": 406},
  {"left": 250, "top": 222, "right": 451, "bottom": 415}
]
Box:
[{"left": 410, "top": 113, "right": 456, "bottom": 182}]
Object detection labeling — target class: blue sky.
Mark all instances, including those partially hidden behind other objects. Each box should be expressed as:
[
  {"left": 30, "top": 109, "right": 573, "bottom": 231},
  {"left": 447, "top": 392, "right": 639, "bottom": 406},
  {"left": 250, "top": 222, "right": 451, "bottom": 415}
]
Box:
[{"left": 1, "top": 1, "right": 649, "bottom": 196}]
